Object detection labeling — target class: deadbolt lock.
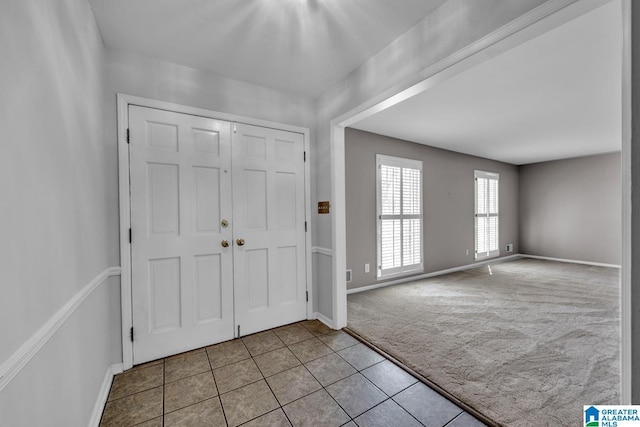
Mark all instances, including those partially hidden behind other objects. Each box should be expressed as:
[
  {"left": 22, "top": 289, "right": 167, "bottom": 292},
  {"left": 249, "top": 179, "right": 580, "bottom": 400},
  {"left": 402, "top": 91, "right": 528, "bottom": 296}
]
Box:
[
  {"left": 221, "top": 219, "right": 228, "bottom": 228},
  {"left": 221, "top": 240, "right": 230, "bottom": 248}
]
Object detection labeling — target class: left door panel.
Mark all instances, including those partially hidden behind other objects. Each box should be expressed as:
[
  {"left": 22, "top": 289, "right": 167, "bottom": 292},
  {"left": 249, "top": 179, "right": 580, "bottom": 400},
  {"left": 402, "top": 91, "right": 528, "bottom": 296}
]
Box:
[{"left": 129, "top": 106, "right": 234, "bottom": 364}]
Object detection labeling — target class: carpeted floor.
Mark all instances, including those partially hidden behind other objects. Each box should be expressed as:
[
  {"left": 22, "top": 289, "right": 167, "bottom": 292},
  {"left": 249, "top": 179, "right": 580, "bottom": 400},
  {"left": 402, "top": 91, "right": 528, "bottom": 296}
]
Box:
[{"left": 346, "top": 258, "right": 620, "bottom": 426}]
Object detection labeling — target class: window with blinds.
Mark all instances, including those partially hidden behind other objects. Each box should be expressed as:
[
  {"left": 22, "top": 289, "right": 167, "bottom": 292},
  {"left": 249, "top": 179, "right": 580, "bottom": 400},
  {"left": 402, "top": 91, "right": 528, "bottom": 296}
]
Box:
[
  {"left": 376, "top": 155, "right": 423, "bottom": 278},
  {"left": 475, "top": 170, "right": 499, "bottom": 259}
]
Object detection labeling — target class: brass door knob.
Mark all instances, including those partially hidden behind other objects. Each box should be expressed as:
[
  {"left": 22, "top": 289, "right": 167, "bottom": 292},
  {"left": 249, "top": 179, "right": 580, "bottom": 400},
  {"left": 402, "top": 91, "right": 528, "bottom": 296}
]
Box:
[
  {"left": 221, "top": 240, "right": 230, "bottom": 248},
  {"left": 236, "top": 238, "right": 245, "bottom": 246}
]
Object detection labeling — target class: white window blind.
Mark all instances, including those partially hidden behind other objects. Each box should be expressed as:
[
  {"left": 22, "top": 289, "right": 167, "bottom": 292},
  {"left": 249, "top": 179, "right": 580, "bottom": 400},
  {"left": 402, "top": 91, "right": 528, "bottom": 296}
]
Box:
[
  {"left": 377, "top": 155, "right": 423, "bottom": 278},
  {"left": 475, "top": 170, "right": 499, "bottom": 259}
]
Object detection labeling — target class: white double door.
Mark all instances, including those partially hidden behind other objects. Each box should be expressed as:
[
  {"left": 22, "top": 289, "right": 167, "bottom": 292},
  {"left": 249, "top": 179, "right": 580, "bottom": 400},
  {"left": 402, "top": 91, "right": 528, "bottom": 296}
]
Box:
[{"left": 129, "top": 106, "right": 307, "bottom": 364}]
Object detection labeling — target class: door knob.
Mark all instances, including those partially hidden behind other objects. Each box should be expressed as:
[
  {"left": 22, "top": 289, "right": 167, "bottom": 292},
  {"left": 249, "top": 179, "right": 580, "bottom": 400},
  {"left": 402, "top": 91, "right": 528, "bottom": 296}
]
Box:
[
  {"left": 221, "top": 240, "right": 230, "bottom": 248},
  {"left": 236, "top": 238, "right": 245, "bottom": 246}
]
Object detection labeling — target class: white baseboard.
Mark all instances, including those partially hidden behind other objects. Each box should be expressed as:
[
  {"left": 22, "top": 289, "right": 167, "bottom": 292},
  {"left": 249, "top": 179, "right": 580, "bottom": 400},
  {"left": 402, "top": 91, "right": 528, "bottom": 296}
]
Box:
[
  {"left": 347, "top": 255, "right": 521, "bottom": 295},
  {"left": 88, "top": 363, "right": 123, "bottom": 427},
  {"left": 312, "top": 312, "right": 335, "bottom": 330},
  {"left": 0, "top": 266, "right": 121, "bottom": 393},
  {"left": 519, "top": 254, "right": 621, "bottom": 269},
  {"left": 346, "top": 254, "right": 620, "bottom": 295}
]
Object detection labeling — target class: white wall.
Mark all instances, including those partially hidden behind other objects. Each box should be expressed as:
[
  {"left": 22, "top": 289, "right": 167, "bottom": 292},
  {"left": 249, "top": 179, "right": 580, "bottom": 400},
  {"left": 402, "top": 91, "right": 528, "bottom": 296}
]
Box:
[
  {"left": 104, "top": 49, "right": 315, "bottom": 129},
  {"left": 0, "top": 276, "right": 122, "bottom": 426},
  {"left": 0, "top": 0, "right": 122, "bottom": 425}
]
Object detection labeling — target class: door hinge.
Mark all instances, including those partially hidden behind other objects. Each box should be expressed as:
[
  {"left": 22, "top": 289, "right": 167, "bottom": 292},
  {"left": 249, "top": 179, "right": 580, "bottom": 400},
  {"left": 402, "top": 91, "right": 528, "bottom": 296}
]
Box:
[
  {"left": 233, "top": 123, "right": 237, "bottom": 134},
  {"left": 130, "top": 327, "right": 134, "bottom": 342},
  {"left": 129, "top": 228, "right": 132, "bottom": 244},
  {"left": 304, "top": 151, "right": 306, "bottom": 162},
  {"left": 126, "top": 128, "right": 130, "bottom": 144},
  {"left": 306, "top": 291, "right": 309, "bottom": 302},
  {"left": 237, "top": 325, "right": 241, "bottom": 338},
  {"left": 305, "top": 221, "right": 307, "bottom": 232}
]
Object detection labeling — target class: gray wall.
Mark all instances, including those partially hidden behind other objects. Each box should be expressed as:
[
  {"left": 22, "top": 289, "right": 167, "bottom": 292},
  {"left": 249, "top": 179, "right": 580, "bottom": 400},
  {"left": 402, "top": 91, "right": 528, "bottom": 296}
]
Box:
[
  {"left": 314, "top": 0, "right": 551, "bottom": 317},
  {"left": 519, "top": 152, "right": 621, "bottom": 265},
  {"left": 345, "top": 128, "right": 519, "bottom": 290},
  {"left": 0, "top": 0, "right": 122, "bottom": 425}
]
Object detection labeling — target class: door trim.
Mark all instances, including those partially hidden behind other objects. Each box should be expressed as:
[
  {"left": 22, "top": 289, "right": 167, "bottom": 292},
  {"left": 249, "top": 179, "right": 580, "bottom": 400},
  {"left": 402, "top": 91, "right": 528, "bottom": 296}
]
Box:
[{"left": 117, "top": 94, "right": 312, "bottom": 370}]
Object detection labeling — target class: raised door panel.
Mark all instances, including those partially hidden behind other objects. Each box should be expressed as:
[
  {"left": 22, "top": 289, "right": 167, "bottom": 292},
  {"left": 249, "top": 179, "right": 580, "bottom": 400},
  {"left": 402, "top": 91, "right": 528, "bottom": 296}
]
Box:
[
  {"left": 193, "top": 166, "right": 221, "bottom": 234},
  {"left": 148, "top": 257, "right": 182, "bottom": 332},
  {"left": 194, "top": 254, "right": 223, "bottom": 323},
  {"left": 147, "top": 163, "right": 180, "bottom": 236}
]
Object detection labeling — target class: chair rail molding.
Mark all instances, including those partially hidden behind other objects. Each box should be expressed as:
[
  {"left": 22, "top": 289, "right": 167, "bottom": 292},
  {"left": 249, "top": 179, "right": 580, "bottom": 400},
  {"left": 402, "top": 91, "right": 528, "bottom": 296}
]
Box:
[
  {"left": 0, "top": 266, "right": 121, "bottom": 392},
  {"left": 312, "top": 246, "right": 333, "bottom": 257}
]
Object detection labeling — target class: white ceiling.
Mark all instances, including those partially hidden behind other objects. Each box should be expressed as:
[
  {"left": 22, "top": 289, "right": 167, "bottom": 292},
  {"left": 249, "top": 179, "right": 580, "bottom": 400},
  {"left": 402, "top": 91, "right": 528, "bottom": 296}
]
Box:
[
  {"left": 89, "top": 0, "right": 622, "bottom": 165},
  {"left": 89, "top": 0, "right": 446, "bottom": 97},
  {"left": 351, "top": 1, "right": 622, "bottom": 165}
]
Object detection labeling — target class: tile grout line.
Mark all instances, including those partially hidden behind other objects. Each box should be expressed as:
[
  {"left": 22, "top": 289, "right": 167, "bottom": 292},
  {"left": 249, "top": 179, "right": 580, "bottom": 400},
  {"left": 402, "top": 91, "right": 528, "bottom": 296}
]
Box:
[
  {"left": 441, "top": 409, "right": 466, "bottom": 427},
  {"left": 358, "top": 396, "right": 427, "bottom": 427},
  {"left": 102, "top": 383, "right": 165, "bottom": 404},
  {"left": 159, "top": 353, "right": 221, "bottom": 421},
  {"left": 343, "top": 327, "right": 493, "bottom": 426},
  {"left": 282, "top": 339, "right": 355, "bottom": 426},
  {"left": 297, "top": 346, "right": 355, "bottom": 425},
  {"left": 344, "top": 335, "right": 476, "bottom": 426},
  {"left": 233, "top": 334, "right": 305, "bottom": 426},
  {"left": 238, "top": 330, "right": 355, "bottom": 425},
  {"left": 322, "top": 377, "right": 356, "bottom": 425},
  {"left": 284, "top": 333, "right": 373, "bottom": 424},
  {"left": 161, "top": 358, "right": 166, "bottom": 427},
  {"left": 108, "top": 321, "right": 468, "bottom": 427},
  {"left": 258, "top": 352, "right": 294, "bottom": 427},
  {"left": 341, "top": 338, "right": 431, "bottom": 426},
  {"left": 204, "top": 346, "right": 231, "bottom": 427},
  {"left": 318, "top": 335, "right": 421, "bottom": 424}
]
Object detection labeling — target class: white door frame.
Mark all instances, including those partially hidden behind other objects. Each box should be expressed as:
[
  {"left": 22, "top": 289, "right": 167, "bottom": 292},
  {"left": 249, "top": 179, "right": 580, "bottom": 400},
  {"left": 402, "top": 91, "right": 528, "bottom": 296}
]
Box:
[
  {"left": 329, "top": 0, "right": 631, "bottom": 402},
  {"left": 118, "top": 94, "right": 312, "bottom": 370}
]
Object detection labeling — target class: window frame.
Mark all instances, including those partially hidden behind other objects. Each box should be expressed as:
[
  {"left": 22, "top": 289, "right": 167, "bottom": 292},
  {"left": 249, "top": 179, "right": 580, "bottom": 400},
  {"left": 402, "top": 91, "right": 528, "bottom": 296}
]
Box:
[
  {"left": 376, "top": 154, "right": 424, "bottom": 279},
  {"left": 474, "top": 170, "right": 500, "bottom": 260}
]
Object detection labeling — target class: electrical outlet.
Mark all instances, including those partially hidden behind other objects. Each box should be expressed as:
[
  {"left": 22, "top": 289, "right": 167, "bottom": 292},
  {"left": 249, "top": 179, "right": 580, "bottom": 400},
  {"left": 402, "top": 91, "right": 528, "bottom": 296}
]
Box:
[
  {"left": 364, "top": 263, "right": 370, "bottom": 273},
  {"left": 506, "top": 243, "right": 513, "bottom": 252}
]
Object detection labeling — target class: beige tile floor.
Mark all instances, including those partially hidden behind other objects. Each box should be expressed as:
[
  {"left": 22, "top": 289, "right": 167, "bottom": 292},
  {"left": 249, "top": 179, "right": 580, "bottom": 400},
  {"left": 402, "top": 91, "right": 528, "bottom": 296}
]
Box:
[{"left": 100, "top": 320, "right": 486, "bottom": 427}]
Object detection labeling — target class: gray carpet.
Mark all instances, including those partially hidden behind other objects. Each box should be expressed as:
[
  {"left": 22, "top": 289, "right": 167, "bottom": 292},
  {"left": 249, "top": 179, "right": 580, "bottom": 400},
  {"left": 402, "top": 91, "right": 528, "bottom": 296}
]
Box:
[{"left": 347, "top": 258, "right": 620, "bottom": 426}]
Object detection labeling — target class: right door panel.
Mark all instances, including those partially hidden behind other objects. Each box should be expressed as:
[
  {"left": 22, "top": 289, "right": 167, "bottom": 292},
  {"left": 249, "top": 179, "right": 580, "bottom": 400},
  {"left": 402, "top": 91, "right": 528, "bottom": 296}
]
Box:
[{"left": 232, "top": 123, "right": 307, "bottom": 336}]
